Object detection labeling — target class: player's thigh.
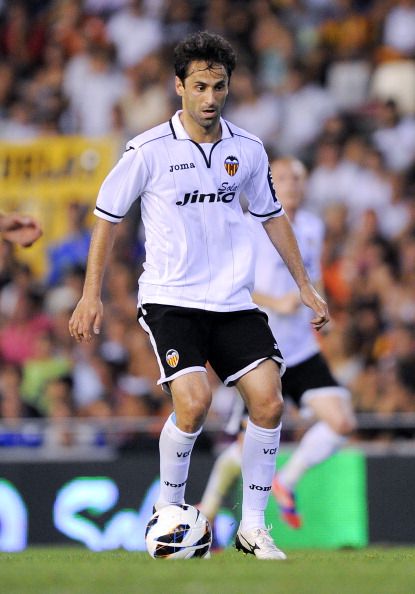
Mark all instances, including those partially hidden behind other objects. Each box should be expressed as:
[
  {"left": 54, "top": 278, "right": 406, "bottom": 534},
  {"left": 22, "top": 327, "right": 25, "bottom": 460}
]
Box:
[
  {"left": 170, "top": 370, "right": 212, "bottom": 431},
  {"left": 297, "top": 353, "right": 356, "bottom": 433}
]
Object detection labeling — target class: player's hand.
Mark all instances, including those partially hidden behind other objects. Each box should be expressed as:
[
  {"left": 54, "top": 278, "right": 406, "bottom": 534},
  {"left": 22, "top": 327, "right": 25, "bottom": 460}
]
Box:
[
  {"left": 1, "top": 214, "right": 42, "bottom": 247},
  {"left": 68, "top": 296, "right": 103, "bottom": 343},
  {"left": 299, "top": 282, "right": 329, "bottom": 331}
]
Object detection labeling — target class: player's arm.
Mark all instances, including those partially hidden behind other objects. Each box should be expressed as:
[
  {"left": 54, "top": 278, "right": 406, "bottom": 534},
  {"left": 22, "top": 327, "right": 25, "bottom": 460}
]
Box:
[
  {"left": 69, "top": 218, "right": 116, "bottom": 343},
  {"left": 0, "top": 212, "right": 42, "bottom": 247},
  {"left": 263, "top": 214, "right": 329, "bottom": 330}
]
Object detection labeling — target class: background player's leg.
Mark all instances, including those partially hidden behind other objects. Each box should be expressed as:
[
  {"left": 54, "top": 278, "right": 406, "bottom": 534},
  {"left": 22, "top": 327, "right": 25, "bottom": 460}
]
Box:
[
  {"left": 198, "top": 440, "right": 242, "bottom": 523},
  {"left": 273, "top": 393, "right": 356, "bottom": 527},
  {"left": 278, "top": 393, "right": 355, "bottom": 491}
]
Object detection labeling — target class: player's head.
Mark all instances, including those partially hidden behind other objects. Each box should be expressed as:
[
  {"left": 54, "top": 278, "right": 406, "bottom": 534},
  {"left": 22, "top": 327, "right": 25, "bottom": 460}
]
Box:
[
  {"left": 270, "top": 157, "right": 307, "bottom": 215},
  {"left": 174, "top": 31, "right": 237, "bottom": 131},
  {"left": 174, "top": 31, "right": 237, "bottom": 84}
]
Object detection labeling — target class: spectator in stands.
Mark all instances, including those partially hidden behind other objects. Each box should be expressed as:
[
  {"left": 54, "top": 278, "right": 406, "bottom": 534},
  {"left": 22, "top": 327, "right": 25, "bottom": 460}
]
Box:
[
  {"left": 371, "top": 99, "right": 415, "bottom": 173},
  {"left": 0, "top": 288, "right": 51, "bottom": 366},
  {"left": 66, "top": 44, "right": 126, "bottom": 136},
  {"left": 106, "top": 0, "right": 162, "bottom": 68},
  {"left": 46, "top": 202, "right": 91, "bottom": 287},
  {"left": 0, "top": 363, "right": 24, "bottom": 420},
  {"left": 382, "top": 0, "right": 415, "bottom": 57},
  {"left": 117, "top": 53, "right": 172, "bottom": 138},
  {"left": 225, "top": 66, "right": 280, "bottom": 147},
  {"left": 20, "top": 329, "right": 72, "bottom": 416},
  {"left": 274, "top": 60, "right": 338, "bottom": 158}
]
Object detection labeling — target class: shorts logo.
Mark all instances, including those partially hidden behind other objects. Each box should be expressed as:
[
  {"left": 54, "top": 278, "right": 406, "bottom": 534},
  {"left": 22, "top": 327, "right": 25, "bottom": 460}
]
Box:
[
  {"left": 224, "top": 155, "right": 239, "bottom": 176},
  {"left": 166, "top": 349, "right": 179, "bottom": 368}
]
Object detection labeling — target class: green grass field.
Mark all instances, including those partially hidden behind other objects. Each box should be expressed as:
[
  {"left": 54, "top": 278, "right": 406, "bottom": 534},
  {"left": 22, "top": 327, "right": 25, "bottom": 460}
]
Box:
[{"left": 1, "top": 547, "right": 415, "bottom": 594}]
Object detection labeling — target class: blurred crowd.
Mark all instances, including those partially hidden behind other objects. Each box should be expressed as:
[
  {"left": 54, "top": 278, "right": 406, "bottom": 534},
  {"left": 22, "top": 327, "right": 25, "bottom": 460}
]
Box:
[{"left": 1, "top": 0, "right": 415, "bottom": 444}]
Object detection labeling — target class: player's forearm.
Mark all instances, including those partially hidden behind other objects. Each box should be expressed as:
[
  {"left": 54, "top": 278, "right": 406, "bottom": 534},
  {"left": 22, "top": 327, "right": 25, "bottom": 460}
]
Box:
[
  {"left": 254, "top": 290, "right": 300, "bottom": 314},
  {"left": 263, "top": 214, "right": 311, "bottom": 290},
  {"left": 82, "top": 218, "right": 117, "bottom": 298}
]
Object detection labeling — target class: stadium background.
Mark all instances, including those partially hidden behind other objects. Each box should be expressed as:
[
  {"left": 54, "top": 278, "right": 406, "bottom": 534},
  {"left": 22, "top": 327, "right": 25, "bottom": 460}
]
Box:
[{"left": 1, "top": 0, "right": 415, "bottom": 553}]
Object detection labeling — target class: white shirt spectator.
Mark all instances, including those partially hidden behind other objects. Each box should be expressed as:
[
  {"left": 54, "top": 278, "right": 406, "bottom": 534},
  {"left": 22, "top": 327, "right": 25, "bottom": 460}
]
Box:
[
  {"left": 326, "top": 60, "right": 371, "bottom": 110},
  {"left": 306, "top": 160, "right": 360, "bottom": 215},
  {"left": 383, "top": 2, "right": 415, "bottom": 55},
  {"left": 277, "top": 84, "right": 337, "bottom": 155},
  {"left": 67, "top": 49, "right": 126, "bottom": 136},
  {"left": 84, "top": 0, "right": 128, "bottom": 12},
  {"left": 372, "top": 117, "right": 415, "bottom": 172},
  {"left": 346, "top": 167, "right": 393, "bottom": 227},
  {"left": 226, "top": 94, "right": 280, "bottom": 148},
  {"left": 106, "top": 4, "right": 162, "bottom": 68}
]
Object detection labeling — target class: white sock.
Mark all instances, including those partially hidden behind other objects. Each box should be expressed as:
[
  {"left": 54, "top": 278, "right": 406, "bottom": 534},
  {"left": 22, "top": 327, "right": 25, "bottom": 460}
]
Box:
[
  {"left": 279, "top": 421, "right": 346, "bottom": 491},
  {"left": 156, "top": 413, "right": 202, "bottom": 507},
  {"left": 199, "top": 441, "right": 242, "bottom": 521},
  {"left": 241, "top": 418, "right": 281, "bottom": 531}
]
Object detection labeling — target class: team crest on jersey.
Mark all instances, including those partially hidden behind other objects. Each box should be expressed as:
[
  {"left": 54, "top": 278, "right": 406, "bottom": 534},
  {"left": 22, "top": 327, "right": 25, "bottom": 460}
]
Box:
[
  {"left": 166, "top": 349, "right": 180, "bottom": 368},
  {"left": 224, "top": 155, "right": 239, "bottom": 176}
]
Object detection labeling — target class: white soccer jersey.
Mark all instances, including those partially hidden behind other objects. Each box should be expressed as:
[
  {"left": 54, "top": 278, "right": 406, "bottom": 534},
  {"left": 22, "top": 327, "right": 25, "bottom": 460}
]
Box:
[
  {"left": 94, "top": 110, "right": 284, "bottom": 311},
  {"left": 249, "top": 209, "right": 324, "bottom": 366}
]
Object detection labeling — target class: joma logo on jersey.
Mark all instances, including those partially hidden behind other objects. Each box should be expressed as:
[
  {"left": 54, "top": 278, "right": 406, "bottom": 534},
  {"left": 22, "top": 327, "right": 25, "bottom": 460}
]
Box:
[
  {"left": 224, "top": 155, "right": 239, "bottom": 176},
  {"left": 169, "top": 162, "right": 195, "bottom": 172},
  {"left": 176, "top": 182, "right": 239, "bottom": 206}
]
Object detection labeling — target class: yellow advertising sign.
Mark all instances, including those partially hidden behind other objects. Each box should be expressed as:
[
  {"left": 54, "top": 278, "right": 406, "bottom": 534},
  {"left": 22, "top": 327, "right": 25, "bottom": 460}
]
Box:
[{"left": 0, "top": 136, "right": 119, "bottom": 277}]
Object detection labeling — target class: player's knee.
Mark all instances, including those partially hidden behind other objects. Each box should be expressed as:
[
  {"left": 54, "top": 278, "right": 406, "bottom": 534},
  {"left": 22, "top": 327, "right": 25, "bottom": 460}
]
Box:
[
  {"left": 250, "top": 394, "right": 284, "bottom": 428},
  {"left": 330, "top": 414, "right": 356, "bottom": 436},
  {"left": 176, "top": 398, "right": 211, "bottom": 433}
]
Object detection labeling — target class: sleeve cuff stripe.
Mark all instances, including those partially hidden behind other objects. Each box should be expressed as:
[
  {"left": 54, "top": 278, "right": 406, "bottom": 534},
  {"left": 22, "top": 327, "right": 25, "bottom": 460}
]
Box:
[
  {"left": 95, "top": 206, "right": 124, "bottom": 219},
  {"left": 249, "top": 206, "right": 283, "bottom": 218}
]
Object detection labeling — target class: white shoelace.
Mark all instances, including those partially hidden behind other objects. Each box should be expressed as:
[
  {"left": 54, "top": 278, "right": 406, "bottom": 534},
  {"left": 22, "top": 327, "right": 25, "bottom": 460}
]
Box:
[{"left": 254, "top": 527, "right": 280, "bottom": 551}]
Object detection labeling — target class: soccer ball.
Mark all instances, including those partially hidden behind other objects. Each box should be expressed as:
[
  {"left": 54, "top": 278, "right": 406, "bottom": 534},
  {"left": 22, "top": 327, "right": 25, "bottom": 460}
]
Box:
[{"left": 145, "top": 504, "right": 212, "bottom": 559}]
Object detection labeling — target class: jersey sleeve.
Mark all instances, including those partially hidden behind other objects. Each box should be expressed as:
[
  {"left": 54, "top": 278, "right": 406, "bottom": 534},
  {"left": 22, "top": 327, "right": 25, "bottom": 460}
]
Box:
[
  {"left": 244, "top": 147, "right": 284, "bottom": 221},
  {"left": 94, "top": 147, "right": 150, "bottom": 223}
]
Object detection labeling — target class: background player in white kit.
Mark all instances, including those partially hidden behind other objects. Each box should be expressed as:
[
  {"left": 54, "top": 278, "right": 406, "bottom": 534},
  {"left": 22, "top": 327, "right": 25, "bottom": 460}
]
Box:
[
  {"left": 68, "top": 32, "right": 329, "bottom": 560},
  {"left": 199, "top": 157, "right": 356, "bottom": 529}
]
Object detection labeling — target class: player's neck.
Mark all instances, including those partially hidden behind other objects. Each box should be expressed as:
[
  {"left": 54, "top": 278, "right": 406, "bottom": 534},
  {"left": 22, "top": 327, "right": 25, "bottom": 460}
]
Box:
[{"left": 179, "top": 112, "right": 221, "bottom": 144}]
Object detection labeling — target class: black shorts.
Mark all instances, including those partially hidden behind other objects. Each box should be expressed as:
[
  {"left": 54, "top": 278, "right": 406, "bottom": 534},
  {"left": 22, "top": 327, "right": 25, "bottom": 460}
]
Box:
[
  {"left": 282, "top": 353, "right": 344, "bottom": 407},
  {"left": 138, "top": 303, "right": 284, "bottom": 391}
]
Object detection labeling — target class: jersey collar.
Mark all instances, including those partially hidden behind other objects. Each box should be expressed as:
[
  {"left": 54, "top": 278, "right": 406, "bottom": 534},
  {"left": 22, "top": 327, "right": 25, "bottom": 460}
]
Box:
[{"left": 169, "top": 110, "right": 234, "bottom": 141}]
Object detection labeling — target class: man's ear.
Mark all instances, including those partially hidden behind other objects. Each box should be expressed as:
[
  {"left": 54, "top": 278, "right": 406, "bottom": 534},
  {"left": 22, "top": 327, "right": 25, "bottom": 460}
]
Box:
[{"left": 175, "top": 75, "right": 184, "bottom": 97}]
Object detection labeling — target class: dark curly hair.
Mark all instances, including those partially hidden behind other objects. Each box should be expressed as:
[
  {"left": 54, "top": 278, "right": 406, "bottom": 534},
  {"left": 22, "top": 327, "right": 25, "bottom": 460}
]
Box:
[{"left": 174, "top": 31, "right": 237, "bottom": 83}]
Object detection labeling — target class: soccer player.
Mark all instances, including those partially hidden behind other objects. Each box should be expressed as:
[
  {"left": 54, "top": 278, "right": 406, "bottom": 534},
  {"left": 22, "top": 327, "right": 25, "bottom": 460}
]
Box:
[
  {"left": 199, "top": 157, "right": 356, "bottom": 530},
  {"left": 0, "top": 212, "right": 42, "bottom": 247},
  {"left": 69, "top": 32, "right": 329, "bottom": 560}
]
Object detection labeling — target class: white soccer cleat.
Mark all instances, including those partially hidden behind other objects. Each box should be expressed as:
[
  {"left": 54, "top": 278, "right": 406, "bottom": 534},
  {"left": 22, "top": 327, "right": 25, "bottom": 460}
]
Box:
[{"left": 235, "top": 526, "right": 287, "bottom": 560}]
